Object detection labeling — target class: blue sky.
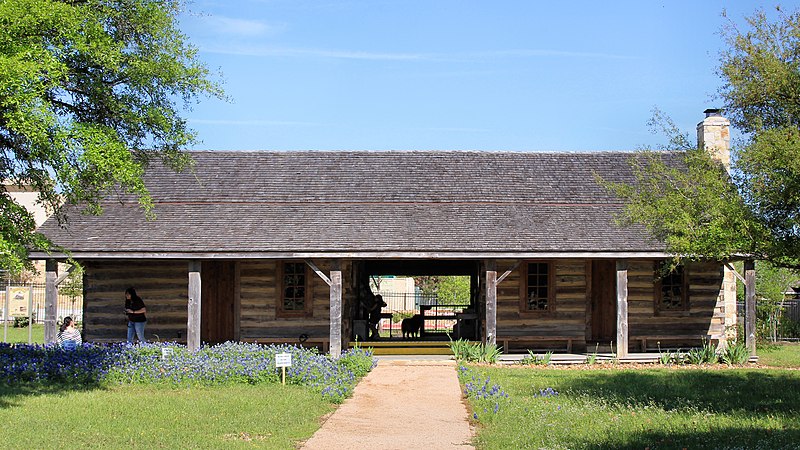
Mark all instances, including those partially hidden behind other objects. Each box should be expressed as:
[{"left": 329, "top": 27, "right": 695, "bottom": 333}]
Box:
[{"left": 179, "top": 0, "right": 774, "bottom": 151}]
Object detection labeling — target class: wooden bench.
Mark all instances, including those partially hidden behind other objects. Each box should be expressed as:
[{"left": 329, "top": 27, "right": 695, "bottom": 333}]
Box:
[
  {"left": 632, "top": 335, "right": 722, "bottom": 352},
  {"left": 497, "top": 336, "right": 574, "bottom": 353}
]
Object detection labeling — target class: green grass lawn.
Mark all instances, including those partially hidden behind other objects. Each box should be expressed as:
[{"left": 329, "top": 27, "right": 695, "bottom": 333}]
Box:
[
  {"left": 0, "top": 383, "right": 333, "bottom": 449},
  {"left": 464, "top": 366, "right": 800, "bottom": 449},
  {"left": 758, "top": 342, "right": 800, "bottom": 368},
  {"left": 2, "top": 323, "right": 44, "bottom": 344}
]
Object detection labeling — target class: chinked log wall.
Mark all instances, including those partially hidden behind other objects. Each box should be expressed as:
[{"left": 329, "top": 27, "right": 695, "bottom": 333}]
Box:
[
  {"left": 628, "top": 260, "right": 726, "bottom": 349},
  {"left": 494, "top": 259, "right": 726, "bottom": 353},
  {"left": 495, "top": 259, "right": 588, "bottom": 351},
  {"left": 83, "top": 260, "right": 189, "bottom": 341},
  {"left": 83, "top": 259, "right": 353, "bottom": 344}
]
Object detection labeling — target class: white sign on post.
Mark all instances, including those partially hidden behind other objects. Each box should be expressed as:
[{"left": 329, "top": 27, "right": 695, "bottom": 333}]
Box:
[
  {"left": 161, "top": 347, "right": 174, "bottom": 360},
  {"left": 276, "top": 352, "right": 292, "bottom": 368},
  {"left": 276, "top": 352, "right": 292, "bottom": 385}
]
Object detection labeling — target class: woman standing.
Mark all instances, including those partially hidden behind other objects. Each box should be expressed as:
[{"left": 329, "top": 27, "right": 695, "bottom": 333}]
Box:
[
  {"left": 58, "top": 316, "right": 82, "bottom": 347},
  {"left": 125, "top": 287, "right": 147, "bottom": 343}
]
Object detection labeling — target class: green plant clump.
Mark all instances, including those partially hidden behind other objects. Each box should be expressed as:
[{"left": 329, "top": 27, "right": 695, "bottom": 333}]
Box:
[
  {"left": 720, "top": 341, "right": 750, "bottom": 365},
  {"left": 520, "top": 350, "right": 553, "bottom": 366},
  {"left": 686, "top": 340, "right": 719, "bottom": 365},
  {"left": 449, "top": 338, "right": 501, "bottom": 363}
]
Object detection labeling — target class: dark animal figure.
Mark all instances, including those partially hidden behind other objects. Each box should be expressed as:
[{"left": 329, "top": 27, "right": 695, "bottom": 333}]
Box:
[{"left": 401, "top": 314, "right": 424, "bottom": 339}]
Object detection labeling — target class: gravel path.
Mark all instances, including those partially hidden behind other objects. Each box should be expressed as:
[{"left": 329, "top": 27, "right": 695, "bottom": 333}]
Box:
[{"left": 300, "top": 360, "right": 474, "bottom": 450}]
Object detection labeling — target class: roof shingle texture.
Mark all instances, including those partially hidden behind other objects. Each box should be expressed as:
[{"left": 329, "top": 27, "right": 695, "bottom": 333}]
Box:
[{"left": 39, "top": 151, "right": 673, "bottom": 254}]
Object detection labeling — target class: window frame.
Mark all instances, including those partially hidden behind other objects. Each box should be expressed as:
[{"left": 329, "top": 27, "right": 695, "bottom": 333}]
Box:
[
  {"left": 654, "top": 263, "right": 690, "bottom": 315},
  {"left": 277, "top": 261, "right": 313, "bottom": 318},
  {"left": 518, "top": 260, "right": 556, "bottom": 315}
]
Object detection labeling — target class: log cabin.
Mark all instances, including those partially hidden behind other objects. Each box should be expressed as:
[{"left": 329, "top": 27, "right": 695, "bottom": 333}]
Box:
[{"left": 32, "top": 110, "right": 757, "bottom": 356}]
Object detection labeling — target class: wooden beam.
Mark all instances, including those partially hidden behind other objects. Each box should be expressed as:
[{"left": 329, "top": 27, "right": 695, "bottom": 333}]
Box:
[
  {"left": 305, "top": 259, "right": 332, "bottom": 286},
  {"left": 329, "top": 270, "right": 342, "bottom": 358},
  {"left": 616, "top": 260, "right": 629, "bottom": 358},
  {"left": 486, "top": 265, "right": 497, "bottom": 347},
  {"left": 54, "top": 264, "right": 76, "bottom": 286},
  {"left": 496, "top": 260, "right": 521, "bottom": 284},
  {"left": 30, "top": 250, "right": 679, "bottom": 260},
  {"left": 745, "top": 260, "right": 756, "bottom": 356},
  {"left": 187, "top": 260, "right": 202, "bottom": 351},
  {"left": 44, "top": 260, "right": 58, "bottom": 344},
  {"left": 724, "top": 263, "right": 746, "bottom": 283},
  {"left": 233, "top": 261, "right": 241, "bottom": 342}
]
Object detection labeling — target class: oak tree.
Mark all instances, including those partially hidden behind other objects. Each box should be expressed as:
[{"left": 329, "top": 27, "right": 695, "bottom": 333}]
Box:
[{"left": 0, "top": 0, "right": 223, "bottom": 274}]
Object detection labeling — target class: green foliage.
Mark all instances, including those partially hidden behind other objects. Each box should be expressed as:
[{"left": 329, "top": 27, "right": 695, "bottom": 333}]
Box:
[
  {"left": 0, "top": 0, "right": 223, "bottom": 274},
  {"left": 602, "top": 7, "right": 800, "bottom": 270},
  {"left": 391, "top": 311, "right": 413, "bottom": 323},
  {"left": 448, "top": 338, "right": 501, "bottom": 363},
  {"left": 337, "top": 348, "right": 375, "bottom": 379},
  {"left": 686, "top": 340, "right": 719, "bottom": 365},
  {"left": 413, "top": 275, "right": 471, "bottom": 304},
  {"left": 600, "top": 133, "right": 760, "bottom": 265},
  {"left": 720, "top": 341, "right": 751, "bottom": 365},
  {"left": 520, "top": 350, "right": 553, "bottom": 366},
  {"left": 436, "top": 276, "right": 471, "bottom": 304}
]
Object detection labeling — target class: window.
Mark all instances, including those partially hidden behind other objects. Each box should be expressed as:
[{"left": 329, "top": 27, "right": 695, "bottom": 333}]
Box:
[
  {"left": 278, "top": 262, "right": 311, "bottom": 317},
  {"left": 657, "top": 265, "right": 688, "bottom": 312},
  {"left": 520, "top": 261, "right": 554, "bottom": 313}
]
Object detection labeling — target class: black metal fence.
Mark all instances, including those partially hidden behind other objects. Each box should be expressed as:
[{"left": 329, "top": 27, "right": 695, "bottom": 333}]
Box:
[
  {"left": 737, "top": 299, "right": 800, "bottom": 341},
  {"left": 376, "top": 291, "right": 471, "bottom": 337}
]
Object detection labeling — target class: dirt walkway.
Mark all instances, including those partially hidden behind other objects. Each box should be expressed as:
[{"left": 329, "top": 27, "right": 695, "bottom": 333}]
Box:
[{"left": 300, "top": 360, "right": 474, "bottom": 450}]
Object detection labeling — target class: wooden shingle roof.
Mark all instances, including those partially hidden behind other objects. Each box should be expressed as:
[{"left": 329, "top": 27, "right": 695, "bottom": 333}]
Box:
[{"left": 37, "top": 150, "right": 676, "bottom": 259}]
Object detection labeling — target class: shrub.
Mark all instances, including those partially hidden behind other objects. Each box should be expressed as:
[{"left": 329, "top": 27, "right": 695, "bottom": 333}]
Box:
[{"left": 720, "top": 341, "right": 750, "bottom": 365}]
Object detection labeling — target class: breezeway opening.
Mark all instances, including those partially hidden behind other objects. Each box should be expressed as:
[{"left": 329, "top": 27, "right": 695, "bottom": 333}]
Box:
[{"left": 353, "top": 260, "right": 480, "bottom": 342}]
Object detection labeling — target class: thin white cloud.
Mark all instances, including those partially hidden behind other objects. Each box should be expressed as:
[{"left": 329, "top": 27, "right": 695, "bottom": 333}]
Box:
[
  {"left": 200, "top": 44, "right": 633, "bottom": 62},
  {"left": 203, "top": 16, "right": 283, "bottom": 37},
  {"left": 189, "top": 118, "right": 321, "bottom": 126},
  {"left": 415, "top": 127, "right": 491, "bottom": 133},
  {"left": 201, "top": 44, "right": 426, "bottom": 61}
]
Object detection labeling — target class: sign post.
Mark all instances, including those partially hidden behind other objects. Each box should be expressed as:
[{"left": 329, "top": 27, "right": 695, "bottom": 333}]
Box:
[{"left": 275, "top": 352, "right": 292, "bottom": 385}]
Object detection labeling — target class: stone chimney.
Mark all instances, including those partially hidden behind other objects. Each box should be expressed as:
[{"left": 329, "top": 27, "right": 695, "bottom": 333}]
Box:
[
  {"left": 698, "top": 109, "right": 737, "bottom": 345},
  {"left": 697, "top": 108, "right": 731, "bottom": 172}
]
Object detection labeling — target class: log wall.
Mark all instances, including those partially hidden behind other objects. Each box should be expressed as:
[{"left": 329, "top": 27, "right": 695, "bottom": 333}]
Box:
[
  {"left": 83, "top": 260, "right": 188, "bottom": 342},
  {"left": 628, "top": 260, "right": 726, "bottom": 343},
  {"left": 495, "top": 259, "right": 727, "bottom": 352},
  {"left": 495, "top": 259, "right": 588, "bottom": 350},
  {"left": 83, "top": 259, "right": 354, "bottom": 344}
]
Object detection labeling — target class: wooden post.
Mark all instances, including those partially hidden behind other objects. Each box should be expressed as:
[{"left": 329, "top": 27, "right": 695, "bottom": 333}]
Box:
[
  {"left": 188, "top": 260, "right": 202, "bottom": 351},
  {"left": 44, "top": 260, "right": 58, "bottom": 344},
  {"left": 329, "top": 270, "right": 342, "bottom": 358},
  {"left": 616, "top": 260, "right": 629, "bottom": 358},
  {"left": 486, "top": 262, "right": 497, "bottom": 347},
  {"left": 745, "top": 260, "right": 756, "bottom": 356}
]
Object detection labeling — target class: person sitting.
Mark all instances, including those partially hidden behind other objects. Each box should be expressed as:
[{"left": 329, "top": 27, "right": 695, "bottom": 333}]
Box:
[{"left": 58, "top": 316, "right": 82, "bottom": 349}]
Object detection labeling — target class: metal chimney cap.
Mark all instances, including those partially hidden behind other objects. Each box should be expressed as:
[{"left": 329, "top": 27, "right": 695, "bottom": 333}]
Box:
[{"left": 704, "top": 108, "right": 724, "bottom": 117}]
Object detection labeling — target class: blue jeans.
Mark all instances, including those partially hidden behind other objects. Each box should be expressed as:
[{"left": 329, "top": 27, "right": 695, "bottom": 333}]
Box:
[{"left": 127, "top": 321, "right": 146, "bottom": 343}]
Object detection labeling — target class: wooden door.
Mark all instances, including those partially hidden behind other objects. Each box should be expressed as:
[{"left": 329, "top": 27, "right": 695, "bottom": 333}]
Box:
[
  {"left": 591, "top": 260, "right": 617, "bottom": 342},
  {"left": 201, "top": 261, "right": 237, "bottom": 343}
]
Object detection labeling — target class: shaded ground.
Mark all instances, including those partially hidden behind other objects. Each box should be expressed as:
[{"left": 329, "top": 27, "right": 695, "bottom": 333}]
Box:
[{"left": 301, "top": 360, "right": 474, "bottom": 450}]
